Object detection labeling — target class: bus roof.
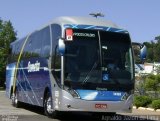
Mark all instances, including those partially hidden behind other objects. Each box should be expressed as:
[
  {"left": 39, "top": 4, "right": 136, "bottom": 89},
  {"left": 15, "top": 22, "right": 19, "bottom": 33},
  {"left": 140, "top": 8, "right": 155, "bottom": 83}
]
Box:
[
  {"left": 12, "top": 16, "right": 123, "bottom": 44},
  {"left": 35, "top": 16, "right": 121, "bottom": 33},
  {"left": 51, "top": 16, "right": 119, "bottom": 28}
]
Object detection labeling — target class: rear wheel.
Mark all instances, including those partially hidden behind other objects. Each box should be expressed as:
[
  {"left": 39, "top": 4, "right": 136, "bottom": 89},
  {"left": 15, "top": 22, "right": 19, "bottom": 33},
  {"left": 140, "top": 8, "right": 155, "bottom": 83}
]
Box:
[
  {"left": 44, "top": 92, "right": 59, "bottom": 118},
  {"left": 11, "top": 90, "right": 21, "bottom": 108}
]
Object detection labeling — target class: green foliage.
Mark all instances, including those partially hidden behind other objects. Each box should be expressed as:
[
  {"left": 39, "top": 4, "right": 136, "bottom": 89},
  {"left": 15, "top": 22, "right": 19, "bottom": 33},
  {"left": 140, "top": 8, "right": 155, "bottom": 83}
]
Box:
[
  {"left": 155, "top": 36, "right": 160, "bottom": 41},
  {"left": 135, "top": 75, "right": 147, "bottom": 95},
  {"left": 152, "top": 99, "right": 160, "bottom": 110},
  {"left": 155, "top": 65, "right": 160, "bottom": 74},
  {"left": 147, "top": 74, "right": 156, "bottom": 80},
  {"left": 144, "top": 74, "right": 160, "bottom": 99},
  {"left": 145, "top": 77, "right": 157, "bottom": 90},
  {"left": 145, "top": 74, "right": 160, "bottom": 91},
  {"left": 135, "top": 73, "right": 160, "bottom": 109},
  {"left": 0, "top": 19, "right": 17, "bottom": 87},
  {"left": 144, "top": 37, "right": 160, "bottom": 62},
  {"left": 134, "top": 96, "right": 152, "bottom": 108}
]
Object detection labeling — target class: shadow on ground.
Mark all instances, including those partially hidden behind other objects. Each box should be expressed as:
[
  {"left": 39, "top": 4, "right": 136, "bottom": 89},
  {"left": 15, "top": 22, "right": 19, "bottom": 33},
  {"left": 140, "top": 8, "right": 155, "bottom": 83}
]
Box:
[{"left": 19, "top": 103, "right": 159, "bottom": 121}]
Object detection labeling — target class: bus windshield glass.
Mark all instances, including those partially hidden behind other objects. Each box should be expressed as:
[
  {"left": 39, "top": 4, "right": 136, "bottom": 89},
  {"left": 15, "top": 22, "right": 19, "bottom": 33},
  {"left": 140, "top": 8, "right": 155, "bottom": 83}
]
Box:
[{"left": 64, "top": 29, "right": 134, "bottom": 91}]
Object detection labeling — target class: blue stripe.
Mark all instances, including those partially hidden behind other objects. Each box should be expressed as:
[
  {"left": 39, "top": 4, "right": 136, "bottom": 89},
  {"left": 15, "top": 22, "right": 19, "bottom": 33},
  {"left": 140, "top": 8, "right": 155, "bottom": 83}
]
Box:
[
  {"left": 76, "top": 89, "right": 125, "bottom": 101},
  {"left": 106, "top": 27, "right": 111, "bottom": 31},
  {"left": 84, "top": 25, "right": 95, "bottom": 29},
  {"left": 64, "top": 24, "right": 128, "bottom": 34}
]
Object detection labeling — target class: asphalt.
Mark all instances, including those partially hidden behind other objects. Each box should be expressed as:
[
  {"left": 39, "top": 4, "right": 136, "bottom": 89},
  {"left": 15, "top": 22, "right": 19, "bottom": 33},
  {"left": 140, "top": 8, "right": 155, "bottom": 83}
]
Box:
[{"left": 0, "top": 91, "right": 159, "bottom": 121}]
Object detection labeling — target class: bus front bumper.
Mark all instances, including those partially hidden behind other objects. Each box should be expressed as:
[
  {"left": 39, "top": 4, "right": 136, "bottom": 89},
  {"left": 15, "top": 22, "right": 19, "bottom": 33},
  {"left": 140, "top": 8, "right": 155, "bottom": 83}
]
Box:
[{"left": 52, "top": 90, "right": 133, "bottom": 113}]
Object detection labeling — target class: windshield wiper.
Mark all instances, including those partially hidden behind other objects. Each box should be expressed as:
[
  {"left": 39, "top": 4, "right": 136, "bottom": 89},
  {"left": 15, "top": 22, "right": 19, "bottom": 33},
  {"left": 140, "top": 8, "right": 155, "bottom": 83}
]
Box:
[{"left": 82, "top": 61, "right": 98, "bottom": 84}]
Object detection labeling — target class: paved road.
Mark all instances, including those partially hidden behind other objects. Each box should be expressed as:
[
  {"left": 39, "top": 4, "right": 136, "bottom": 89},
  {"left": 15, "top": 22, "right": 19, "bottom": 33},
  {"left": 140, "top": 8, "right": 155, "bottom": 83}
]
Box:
[{"left": 0, "top": 91, "right": 159, "bottom": 121}]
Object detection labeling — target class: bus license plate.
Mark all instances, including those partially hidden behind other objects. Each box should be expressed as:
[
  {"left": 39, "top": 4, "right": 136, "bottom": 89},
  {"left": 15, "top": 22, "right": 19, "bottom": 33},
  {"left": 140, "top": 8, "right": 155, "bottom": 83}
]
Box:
[{"left": 95, "top": 104, "right": 107, "bottom": 109}]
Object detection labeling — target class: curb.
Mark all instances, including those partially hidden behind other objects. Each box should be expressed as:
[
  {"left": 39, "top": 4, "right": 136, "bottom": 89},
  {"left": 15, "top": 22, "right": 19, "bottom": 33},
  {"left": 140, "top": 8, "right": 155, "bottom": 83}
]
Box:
[
  {"left": 156, "top": 109, "right": 160, "bottom": 112},
  {"left": 134, "top": 106, "right": 160, "bottom": 112},
  {"left": 133, "top": 106, "right": 136, "bottom": 109},
  {"left": 138, "top": 107, "right": 146, "bottom": 110},
  {"left": 146, "top": 108, "right": 155, "bottom": 111}
]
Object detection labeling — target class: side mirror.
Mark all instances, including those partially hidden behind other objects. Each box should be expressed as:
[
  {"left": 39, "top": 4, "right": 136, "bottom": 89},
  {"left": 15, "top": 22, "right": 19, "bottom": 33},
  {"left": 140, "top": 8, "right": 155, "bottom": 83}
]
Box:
[
  {"left": 140, "top": 45, "right": 147, "bottom": 60},
  {"left": 58, "top": 38, "right": 65, "bottom": 55},
  {"left": 132, "top": 42, "right": 147, "bottom": 61}
]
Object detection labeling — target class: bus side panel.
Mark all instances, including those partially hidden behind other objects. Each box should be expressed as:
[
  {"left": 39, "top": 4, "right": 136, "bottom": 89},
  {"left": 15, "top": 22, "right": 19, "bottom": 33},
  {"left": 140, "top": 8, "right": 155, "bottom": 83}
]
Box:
[
  {"left": 17, "top": 58, "right": 51, "bottom": 107},
  {"left": 5, "top": 63, "right": 16, "bottom": 98}
]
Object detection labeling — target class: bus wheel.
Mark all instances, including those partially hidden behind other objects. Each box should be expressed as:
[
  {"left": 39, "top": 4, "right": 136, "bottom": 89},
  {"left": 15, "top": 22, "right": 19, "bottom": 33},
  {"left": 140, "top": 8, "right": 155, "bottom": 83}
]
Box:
[
  {"left": 12, "top": 90, "right": 21, "bottom": 108},
  {"left": 44, "top": 92, "right": 59, "bottom": 118}
]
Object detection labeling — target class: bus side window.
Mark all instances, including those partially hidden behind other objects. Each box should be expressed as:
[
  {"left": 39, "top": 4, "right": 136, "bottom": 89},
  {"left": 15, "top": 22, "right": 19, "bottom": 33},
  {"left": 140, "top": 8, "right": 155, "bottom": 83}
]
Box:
[
  {"left": 41, "top": 27, "right": 50, "bottom": 58},
  {"left": 125, "top": 51, "right": 131, "bottom": 72},
  {"left": 52, "top": 45, "right": 61, "bottom": 80},
  {"left": 51, "top": 24, "right": 62, "bottom": 81},
  {"left": 31, "top": 32, "right": 42, "bottom": 57}
]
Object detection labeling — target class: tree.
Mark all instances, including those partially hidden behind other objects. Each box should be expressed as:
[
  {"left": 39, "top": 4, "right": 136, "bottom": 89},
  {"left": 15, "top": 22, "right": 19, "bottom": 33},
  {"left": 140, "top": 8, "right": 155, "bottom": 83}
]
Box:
[
  {"left": 0, "top": 19, "right": 17, "bottom": 87},
  {"left": 154, "top": 39, "right": 160, "bottom": 62},
  {"left": 135, "top": 75, "right": 147, "bottom": 96},
  {"left": 155, "top": 36, "right": 160, "bottom": 42},
  {"left": 143, "top": 38, "right": 160, "bottom": 63},
  {"left": 144, "top": 74, "right": 160, "bottom": 99},
  {"left": 143, "top": 42, "right": 154, "bottom": 62},
  {"left": 155, "top": 65, "right": 160, "bottom": 74}
]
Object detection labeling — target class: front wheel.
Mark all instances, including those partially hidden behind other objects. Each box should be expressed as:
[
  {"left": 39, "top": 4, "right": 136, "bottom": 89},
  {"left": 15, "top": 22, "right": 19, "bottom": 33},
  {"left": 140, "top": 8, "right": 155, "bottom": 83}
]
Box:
[{"left": 44, "top": 92, "right": 59, "bottom": 118}]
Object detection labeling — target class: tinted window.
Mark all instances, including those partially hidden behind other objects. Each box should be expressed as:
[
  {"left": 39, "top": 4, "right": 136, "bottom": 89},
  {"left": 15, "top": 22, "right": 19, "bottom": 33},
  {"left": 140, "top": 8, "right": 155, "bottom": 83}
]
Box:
[
  {"left": 23, "top": 35, "right": 33, "bottom": 59},
  {"left": 51, "top": 24, "right": 61, "bottom": 52},
  {"left": 22, "top": 26, "right": 51, "bottom": 59},
  {"left": 51, "top": 24, "right": 62, "bottom": 80},
  {"left": 41, "top": 27, "right": 51, "bottom": 57},
  {"left": 31, "top": 31, "right": 42, "bottom": 57},
  {"left": 11, "top": 37, "right": 25, "bottom": 62}
]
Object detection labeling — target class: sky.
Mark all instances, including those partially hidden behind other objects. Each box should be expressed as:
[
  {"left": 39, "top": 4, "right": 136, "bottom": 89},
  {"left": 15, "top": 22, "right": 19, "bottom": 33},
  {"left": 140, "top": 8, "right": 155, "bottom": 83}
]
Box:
[{"left": 0, "top": 0, "right": 160, "bottom": 42}]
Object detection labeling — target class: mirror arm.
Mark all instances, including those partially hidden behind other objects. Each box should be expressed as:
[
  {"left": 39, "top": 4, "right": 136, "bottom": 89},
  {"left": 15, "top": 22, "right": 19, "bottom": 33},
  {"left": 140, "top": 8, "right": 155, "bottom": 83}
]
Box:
[{"left": 58, "top": 38, "right": 65, "bottom": 55}]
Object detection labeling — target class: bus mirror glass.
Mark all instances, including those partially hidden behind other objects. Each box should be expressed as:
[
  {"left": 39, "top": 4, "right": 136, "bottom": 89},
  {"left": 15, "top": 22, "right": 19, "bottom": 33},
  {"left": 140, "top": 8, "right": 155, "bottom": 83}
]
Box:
[
  {"left": 58, "top": 38, "right": 65, "bottom": 55},
  {"left": 140, "top": 45, "right": 147, "bottom": 60},
  {"left": 132, "top": 42, "right": 147, "bottom": 61}
]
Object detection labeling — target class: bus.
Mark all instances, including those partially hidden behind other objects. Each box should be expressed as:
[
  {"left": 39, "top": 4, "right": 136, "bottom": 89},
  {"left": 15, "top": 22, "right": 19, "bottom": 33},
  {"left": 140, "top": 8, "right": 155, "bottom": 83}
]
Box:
[{"left": 6, "top": 16, "right": 146, "bottom": 118}]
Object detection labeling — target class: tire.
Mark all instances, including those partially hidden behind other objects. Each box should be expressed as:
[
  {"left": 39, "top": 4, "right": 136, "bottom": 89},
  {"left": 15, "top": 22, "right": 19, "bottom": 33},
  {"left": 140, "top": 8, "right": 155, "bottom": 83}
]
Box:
[
  {"left": 44, "top": 92, "right": 59, "bottom": 118},
  {"left": 11, "top": 90, "right": 21, "bottom": 108}
]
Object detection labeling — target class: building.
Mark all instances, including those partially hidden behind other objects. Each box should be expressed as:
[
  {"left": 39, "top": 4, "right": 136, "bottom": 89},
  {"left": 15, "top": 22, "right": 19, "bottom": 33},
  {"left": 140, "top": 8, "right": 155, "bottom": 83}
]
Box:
[{"left": 140, "top": 63, "right": 160, "bottom": 75}]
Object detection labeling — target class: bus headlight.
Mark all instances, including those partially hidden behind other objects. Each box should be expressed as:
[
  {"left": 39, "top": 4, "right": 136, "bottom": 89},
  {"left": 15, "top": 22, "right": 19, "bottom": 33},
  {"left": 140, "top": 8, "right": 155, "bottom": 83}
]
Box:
[
  {"left": 64, "top": 84, "right": 80, "bottom": 99},
  {"left": 68, "top": 89, "right": 80, "bottom": 99}
]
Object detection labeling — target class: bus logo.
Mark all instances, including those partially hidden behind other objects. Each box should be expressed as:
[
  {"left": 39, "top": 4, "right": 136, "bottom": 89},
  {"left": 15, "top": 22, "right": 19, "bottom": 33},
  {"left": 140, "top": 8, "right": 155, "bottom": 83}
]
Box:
[{"left": 28, "top": 61, "right": 40, "bottom": 72}]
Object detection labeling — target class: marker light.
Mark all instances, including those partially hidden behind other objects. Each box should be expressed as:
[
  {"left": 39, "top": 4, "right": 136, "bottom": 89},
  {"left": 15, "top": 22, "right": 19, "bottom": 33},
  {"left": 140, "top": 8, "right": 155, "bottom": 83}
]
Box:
[{"left": 66, "top": 29, "right": 73, "bottom": 41}]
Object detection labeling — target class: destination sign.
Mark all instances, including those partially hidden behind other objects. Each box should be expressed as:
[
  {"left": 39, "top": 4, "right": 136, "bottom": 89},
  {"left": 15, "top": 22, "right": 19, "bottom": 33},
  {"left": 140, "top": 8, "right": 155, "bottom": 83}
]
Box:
[
  {"left": 65, "top": 29, "right": 98, "bottom": 41},
  {"left": 73, "top": 32, "right": 96, "bottom": 38}
]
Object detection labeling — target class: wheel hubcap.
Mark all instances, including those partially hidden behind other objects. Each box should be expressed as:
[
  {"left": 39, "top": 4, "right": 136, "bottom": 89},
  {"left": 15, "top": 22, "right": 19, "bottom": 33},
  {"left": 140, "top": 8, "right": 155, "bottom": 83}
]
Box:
[{"left": 46, "top": 97, "right": 53, "bottom": 113}]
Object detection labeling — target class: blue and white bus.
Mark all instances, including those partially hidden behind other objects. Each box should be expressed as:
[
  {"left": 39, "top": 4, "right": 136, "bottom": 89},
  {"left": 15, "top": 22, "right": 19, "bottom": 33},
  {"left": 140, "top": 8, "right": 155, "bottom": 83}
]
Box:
[{"left": 6, "top": 16, "right": 146, "bottom": 118}]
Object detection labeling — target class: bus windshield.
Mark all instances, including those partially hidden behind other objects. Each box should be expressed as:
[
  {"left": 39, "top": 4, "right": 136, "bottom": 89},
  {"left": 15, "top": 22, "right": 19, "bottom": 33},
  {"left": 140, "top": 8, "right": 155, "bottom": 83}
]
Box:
[{"left": 64, "top": 30, "right": 134, "bottom": 91}]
